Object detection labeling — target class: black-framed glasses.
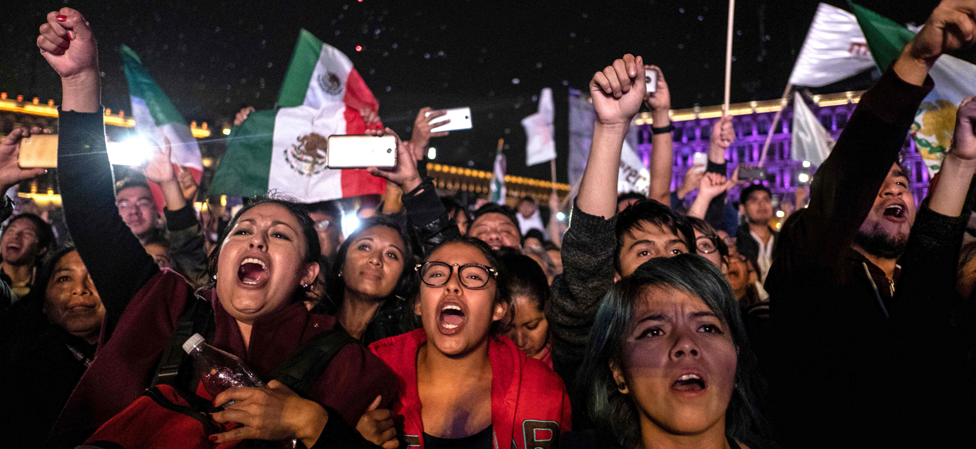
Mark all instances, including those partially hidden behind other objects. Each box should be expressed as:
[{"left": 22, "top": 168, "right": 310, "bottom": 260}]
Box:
[
  {"left": 415, "top": 261, "right": 498, "bottom": 289},
  {"left": 696, "top": 235, "right": 720, "bottom": 254}
]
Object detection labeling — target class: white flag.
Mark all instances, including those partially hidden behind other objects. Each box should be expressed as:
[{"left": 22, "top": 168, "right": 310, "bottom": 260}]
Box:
[
  {"left": 619, "top": 138, "right": 650, "bottom": 196},
  {"left": 788, "top": 3, "right": 876, "bottom": 87},
  {"left": 490, "top": 152, "right": 507, "bottom": 205},
  {"left": 522, "top": 88, "right": 557, "bottom": 166},
  {"left": 791, "top": 92, "right": 835, "bottom": 167}
]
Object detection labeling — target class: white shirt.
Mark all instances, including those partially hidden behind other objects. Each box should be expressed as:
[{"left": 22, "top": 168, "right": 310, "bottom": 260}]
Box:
[
  {"left": 750, "top": 229, "right": 775, "bottom": 284},
  {"left": 517, "top": 210, "right": 545, "bottom": 236}
]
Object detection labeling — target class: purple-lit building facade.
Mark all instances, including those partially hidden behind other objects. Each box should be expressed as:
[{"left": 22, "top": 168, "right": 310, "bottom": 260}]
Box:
[{"left": 633, "top": 91, "right": 930, "bottom": 211}]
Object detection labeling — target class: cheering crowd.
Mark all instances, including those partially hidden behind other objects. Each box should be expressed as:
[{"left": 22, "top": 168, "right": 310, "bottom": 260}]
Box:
[{"left": 4, "top": 1, "right": 976, "bottom": 448}]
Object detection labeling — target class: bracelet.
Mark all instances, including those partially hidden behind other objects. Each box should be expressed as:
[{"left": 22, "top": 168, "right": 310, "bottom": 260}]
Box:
[{"left": 651, "top": 124, "right": 675, "bottom": 135}]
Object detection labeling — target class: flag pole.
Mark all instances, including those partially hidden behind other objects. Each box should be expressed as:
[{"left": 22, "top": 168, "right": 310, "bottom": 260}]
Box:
[
  {"left": 723, "top": 0, "right": 736, "bottom": 112},
  {"left": 757, "top": 83, "right": 793, "bottom": 167}
]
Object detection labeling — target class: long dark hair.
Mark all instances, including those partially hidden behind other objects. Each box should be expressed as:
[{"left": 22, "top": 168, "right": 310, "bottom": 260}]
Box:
[
  {"left": 206, "top": 196, "right": 321, "bottom": 304},
  {"left": 323, "top": 215, "right": 417, "bottom": 343},
  {"left": 578, "top": 255, "right": 769, "bottom": 448},
  {"left": 498, "top": 253, "right": 549, "bottom": 312},
  {"left": 19, "top": 245, "right": 80, "bottom": 315}
]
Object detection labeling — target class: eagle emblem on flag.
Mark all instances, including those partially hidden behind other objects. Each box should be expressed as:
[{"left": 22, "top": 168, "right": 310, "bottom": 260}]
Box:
[
  {"left": 318, "top": 72, "right": 343, "bottom": 96},
  {"left": 285, "top": 132, "right": 329, "bottom": 176}
]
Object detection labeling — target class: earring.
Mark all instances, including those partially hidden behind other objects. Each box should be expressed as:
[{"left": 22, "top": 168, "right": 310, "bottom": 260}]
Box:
[
  {"left": 338, "top": 272, "right": 342, "bottom": 278},
  {"left": 302, "top": 283, "right": 309, "bottom": 289},
  {"left": 618, "top": 382, "right": 626, "bottom": 390}
]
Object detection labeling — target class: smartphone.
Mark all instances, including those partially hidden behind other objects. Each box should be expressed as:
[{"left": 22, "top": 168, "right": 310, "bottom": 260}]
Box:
[
  {"left": 692, "top": 152, "right": 707, "bottom": 173},
  {"left": 738, "top": 166, "right": 768, "bottom": 183},
  {"left": 19, "top": 133, "right": 58, "bottom": 168},
  {"left": 426, "top": 107, "right": 473, "bottom": 133},
  {"left": 644, "top": 68, "right": 658, "bottom": 93},
  {"left": 326, "top": 135, "right": 397, "bottom": 169}
]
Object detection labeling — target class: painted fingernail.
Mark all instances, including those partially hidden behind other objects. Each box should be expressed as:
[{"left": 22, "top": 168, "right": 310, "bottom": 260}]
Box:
[
  {"left": 209, "top": 436, "right": 218, "bottom": 442},
  {"left": 56, "top": 15, "right": 67, "bottom": 22}
]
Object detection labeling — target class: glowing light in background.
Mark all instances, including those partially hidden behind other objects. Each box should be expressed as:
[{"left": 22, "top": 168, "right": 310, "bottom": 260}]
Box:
[
  {"left": 556, "top": 212, "right": 566, "bottom": 221},
  {"left": 427, "top": 147, "right": 437, "bottom": 160},
  {"left": 355, "top": 45, "right": 363, "bottom": 52},
  {"left": 798, "top": 173, "right": 810, "bottom": 183},
  {"left": 802, "top": 160, "right": 811, "bottom": 168},
  {"left": 342, "top": 212, "right": 361, "bottom": 235},
  {"left": 776, "top": 210, "right": 785, "bottom": 218},
  {"left": 107, "top": 136, "right": 156, "bottom": 166}
]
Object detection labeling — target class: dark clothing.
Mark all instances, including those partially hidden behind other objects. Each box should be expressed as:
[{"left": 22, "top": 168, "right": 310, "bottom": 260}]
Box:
[
  {"left": 562, "top": 430, "right": 751, "bottom": 449},
  {"left": 765, "top": 68, "right": 974, "bottom": 447},
  {"left": 163, "top": 204, "right": 211, "bottom": 289},
  {"left": 400, "top": 178, "right": 462, "bottom": 255},
  {"left": 46, "top": 108, "right": 398, "bottom": 448},
  {"left": 735, "top": 224, "right": 777, "bottom": 279},
  {"left": 0, "top": 299, "right": 95, "bottom": 448},
  {"left": 546, "top": 202, "right": 616, "bottom": 419},
  {"left": 423, "top": 425, "right": 493, "bottom": 449}
]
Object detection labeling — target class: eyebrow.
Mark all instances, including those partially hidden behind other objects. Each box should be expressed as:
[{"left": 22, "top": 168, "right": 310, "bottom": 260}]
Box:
[
  {"left": 52, "top": 267, "right": 74, "bottom": 276},
  {"left": 237, "top": 219, "right": 298, "bottom": 232},
  {"left": 634, "top": 310, "right": 721, "bottom": 325},
  {"left": 629, "top": 239, "right": 657, "bottom": 251}
]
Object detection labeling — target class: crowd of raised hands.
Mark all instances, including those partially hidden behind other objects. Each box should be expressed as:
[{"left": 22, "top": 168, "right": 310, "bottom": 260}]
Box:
[{"left": 5, "top": 1, "right": 976, "bottom": 448}]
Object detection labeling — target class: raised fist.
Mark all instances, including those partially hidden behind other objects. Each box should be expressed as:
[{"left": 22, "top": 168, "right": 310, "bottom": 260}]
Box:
[
  {"left": 590, "top": 54, "right": 646, "bottom": 127},
  {"left": 37, "top": 8, "right": 98, "bottom": 81},
  {"left": 908, "top": 0, "right": 976, "bottom": 63}
]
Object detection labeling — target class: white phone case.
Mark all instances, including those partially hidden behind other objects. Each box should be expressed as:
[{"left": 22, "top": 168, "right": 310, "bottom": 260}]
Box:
[
  {"left": 326, "top": 135, "right": 397, "bottom": 169},
  {"left": 426, "top": 107, "right": 473, "bottom": 132}
]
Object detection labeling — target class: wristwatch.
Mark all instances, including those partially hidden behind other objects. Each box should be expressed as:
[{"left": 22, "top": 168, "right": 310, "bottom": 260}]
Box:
[{"left": 651, "top": 124, "right": 675, "bottom": 135}]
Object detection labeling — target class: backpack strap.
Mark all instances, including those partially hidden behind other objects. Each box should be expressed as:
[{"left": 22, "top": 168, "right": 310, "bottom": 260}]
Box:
[
  {"left": 270, "top": 327, "right": 359, "bottom": 396},
  {"left": 150, "top": 295, "right": 214, "bottom": 388}
]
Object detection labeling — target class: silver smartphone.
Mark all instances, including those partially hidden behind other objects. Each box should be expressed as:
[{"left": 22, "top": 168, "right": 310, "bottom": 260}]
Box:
[
  {"left": 426, "top": 107, "right": 473, "bottom": 133},
  {"left": 19, "top": 134, "right": 58, "bottom": 168},
  {"left": 326, "top": 135, "right": 397, "bottom": 169},
  {"left": 644, "top": 68, "right": 658, "bottom": 93}
]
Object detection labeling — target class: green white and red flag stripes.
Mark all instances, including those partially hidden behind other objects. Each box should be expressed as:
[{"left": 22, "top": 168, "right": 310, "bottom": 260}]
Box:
[
  {"left": 852, "top": 2, "right": 976, "bottom": 176},
  {"left": 210, "top": 30, "right": 384, "bottom": 202}
]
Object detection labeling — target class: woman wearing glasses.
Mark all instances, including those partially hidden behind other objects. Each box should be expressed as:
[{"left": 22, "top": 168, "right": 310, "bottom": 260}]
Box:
[
  {"left": 369, "top": 237, "right": 572, "bottom": 449},
  {"left": 320, "top": 216, "right": 417, "bottom": 345},
  {"left": 685, "top": 217, "right": 728, "bottom": 272}
]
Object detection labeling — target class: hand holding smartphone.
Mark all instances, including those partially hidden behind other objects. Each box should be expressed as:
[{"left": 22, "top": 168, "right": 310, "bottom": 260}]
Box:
[
  {"left": 738, "top": 165, "right": 768, "bottom": 183},
  {"left": 18, "top": 133, "right": 58, "bottom": 168},
  {"left": 644, "top": 68, "right": 658, "bottom": 94},
  {"left": 426, "top": 107, "right": 473, "bottom": 133}
]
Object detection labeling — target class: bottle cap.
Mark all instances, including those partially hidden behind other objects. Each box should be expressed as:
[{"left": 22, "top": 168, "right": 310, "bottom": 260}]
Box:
[{"left": 183, "top": 333, "right": 206, "bottom": 354}]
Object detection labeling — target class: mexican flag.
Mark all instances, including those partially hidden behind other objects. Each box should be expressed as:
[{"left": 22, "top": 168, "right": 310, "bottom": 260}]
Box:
[
  {"left": 852, "top": 2, "right": 976, "bottom": 176},
  {"left": 210, "top": 30, "right": 385, "bottom": 202},
  {"left": 120, "top": 45, "right": 203, "bottom": 210}
]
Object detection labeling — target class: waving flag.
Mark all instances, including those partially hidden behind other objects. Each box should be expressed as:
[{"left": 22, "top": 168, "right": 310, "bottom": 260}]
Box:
[
  {"left": 210, "top": 30, "right": 385, "bottom": 202},
  {"left": 788, "top": 3, "right": 876, "bottom": 87},
  {"left": 522, "top": 88, "right": 556, "bottom": 166},
  {"left": 490, "top": 149, "right": 507, "bottom": 205},
  {"left": 852, "top": 2, "right": 976, "bottom": 175},
  {"left": 791, "top": 92, "right": 835, "bottom": 167}
]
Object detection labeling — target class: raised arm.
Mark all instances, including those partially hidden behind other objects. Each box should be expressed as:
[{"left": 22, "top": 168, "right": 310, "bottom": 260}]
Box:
[
  {"left": 645, "top": 65, "right": 673, "bottom": 205},
  {"left": 366, "top": 127, "right": 460, "bottom": 254},
  {"left": 39, "top": 8, "right": 158, "bottom": 327},
  {"left": 577, "top": 54, "right": 646, "bottom": 218}
]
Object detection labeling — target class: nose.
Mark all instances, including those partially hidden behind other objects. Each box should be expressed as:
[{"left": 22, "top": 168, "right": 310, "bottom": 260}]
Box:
[
  {"left": 442, "top": 266, "right": 463, "bottom": 294},
  {"left": 669, "top": 329, "right": 701, "bottom": 361},
  {"left": 367, "top": 251, "right": 382, "bottom": 267},
  {"left": 71, "top": 277, "right": 93, "bottom": 297},
  {"left": 248, "top": 233, "right": 267, "bottom": 250}
]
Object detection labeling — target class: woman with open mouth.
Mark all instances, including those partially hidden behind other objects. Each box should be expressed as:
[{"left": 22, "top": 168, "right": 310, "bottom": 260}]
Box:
[
  {"left": 39, "top": 10, "right": 397, "bottom": 447},
  {"left": 369, "top": 236, "right": 572, "bottom": 449},
  {"left": 566, "top": 255, "right": 772, "bottom": 449}
]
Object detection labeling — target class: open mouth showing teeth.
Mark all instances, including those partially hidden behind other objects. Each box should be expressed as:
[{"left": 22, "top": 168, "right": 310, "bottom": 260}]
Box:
[
  {"left": 237, "top": 258, "right": 269, "bottom": 285},
  {"left": 883, "top": 204, "right": 905, "bottom": 218},
  {"left": 672, "top": 374, "right": 706, "bottom": 392},
  {"left": 439, "top": 304, "right": 465, "bottom": 329}
]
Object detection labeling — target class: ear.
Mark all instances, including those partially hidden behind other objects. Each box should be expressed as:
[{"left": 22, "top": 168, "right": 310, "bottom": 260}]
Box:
[
  {"left": 738, "top": 204, "right": 745, "bottom": 215},
  {"left": 721, "top": 260, "right": 729, "bottom": 275},
  {"left": 609, "top": 359, "right": 629, "bottom": 395},
  {"left": 38, "top": 246, "right": 49, "bottom": 258},
  {"left": 301, "top": 262, "right": 320, "bottom": 287},
  {"left": 491, "top": 299, "right": 509, "bottom": 322},
  {"left": 414, "top": 296, "right": 422, "bottom": 317},
  {"left": 613, "top": 271, "right": 622, "bottom": 283}
]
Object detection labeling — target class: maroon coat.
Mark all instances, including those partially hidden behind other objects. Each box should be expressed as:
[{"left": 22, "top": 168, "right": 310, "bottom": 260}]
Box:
[{"left": 47, "top": 270, "right": 398, "bottom": 448}]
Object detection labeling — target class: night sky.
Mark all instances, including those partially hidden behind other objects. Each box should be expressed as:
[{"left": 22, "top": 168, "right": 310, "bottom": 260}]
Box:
[{"left": 0, "top": 0, "right": 954, "bottom": 182}]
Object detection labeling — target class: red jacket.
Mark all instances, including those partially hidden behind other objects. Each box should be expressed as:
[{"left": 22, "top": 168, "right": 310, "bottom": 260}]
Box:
[
  {"left": 369, "top": 329, "right": 571, "bottom": 449},
  {"left": 47, "top": 270, "right": 398, "bottom": 448}
]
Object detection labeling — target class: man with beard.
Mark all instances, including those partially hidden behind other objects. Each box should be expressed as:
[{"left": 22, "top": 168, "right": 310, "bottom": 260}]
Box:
[{"left": 765, "top": 1, "right": 976, "bottom": 446}]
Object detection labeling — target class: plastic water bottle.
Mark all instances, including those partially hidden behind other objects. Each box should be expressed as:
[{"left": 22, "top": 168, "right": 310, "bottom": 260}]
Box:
[
  {"left": 182, "top": 333, "right": 265, "bottom": 400},
  {"left": 183, "top": 334, "right": 298, "bottom": 448}
]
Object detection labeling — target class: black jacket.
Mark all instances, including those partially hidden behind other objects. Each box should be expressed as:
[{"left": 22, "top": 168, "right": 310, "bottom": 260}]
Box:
[{"left": 764, "top": 67, "right": 975, "bottom": 447}]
